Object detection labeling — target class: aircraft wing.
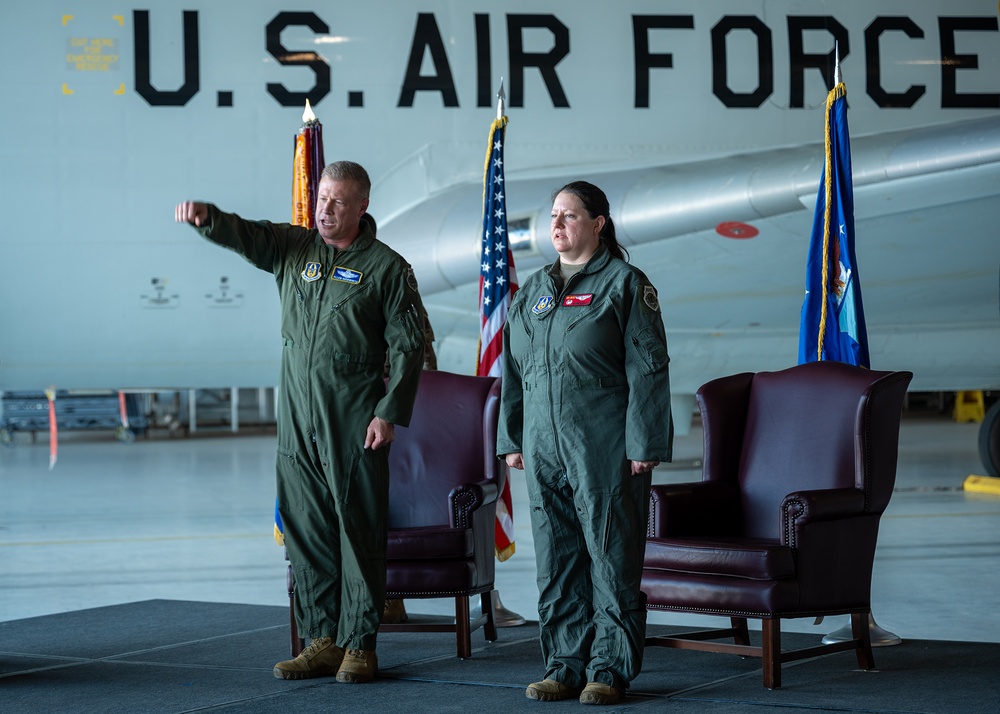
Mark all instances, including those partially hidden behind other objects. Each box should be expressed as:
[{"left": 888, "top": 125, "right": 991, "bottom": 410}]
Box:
[{"left": 380, "top": 115, "right": 1000, "bottom": 400}]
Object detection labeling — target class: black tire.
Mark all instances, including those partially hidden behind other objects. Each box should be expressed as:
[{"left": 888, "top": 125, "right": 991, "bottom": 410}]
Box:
[{"left": 978, "top": 400, "right": 1000, "bottom": 478}]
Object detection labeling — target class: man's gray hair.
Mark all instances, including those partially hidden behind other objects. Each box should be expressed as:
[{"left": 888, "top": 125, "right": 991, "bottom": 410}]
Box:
[{"left": 321, "top": 161, "right": 371, "bottom": 200}]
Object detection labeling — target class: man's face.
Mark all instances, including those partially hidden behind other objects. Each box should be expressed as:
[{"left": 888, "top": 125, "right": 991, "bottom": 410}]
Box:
[{"left": 315, "top": 177, "right": 369, "bottom": 246}]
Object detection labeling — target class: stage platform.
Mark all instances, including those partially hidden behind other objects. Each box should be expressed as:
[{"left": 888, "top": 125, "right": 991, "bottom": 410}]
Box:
[
  {"left": 2, "top": 412, "right": 999, "bottom": 712},
  {"left": 3, "top": 599, "right": 998, "bottom": 713}
]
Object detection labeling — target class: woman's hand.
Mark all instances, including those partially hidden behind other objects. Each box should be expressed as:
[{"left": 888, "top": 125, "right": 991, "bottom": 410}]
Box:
[
  {"left": 505, "top": 452, "right": 524, "bottom": 470},
  {"left": 631, "top": 460, "right": 659, "bottom": 475}
]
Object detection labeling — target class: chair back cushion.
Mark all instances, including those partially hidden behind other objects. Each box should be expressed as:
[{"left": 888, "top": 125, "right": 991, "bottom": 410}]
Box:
[
  {"left": 735, "top": 362, "right": 910, "bottom": 539},
  {"left": 387, "top": 371, "right": 501, "bottom": 529}
]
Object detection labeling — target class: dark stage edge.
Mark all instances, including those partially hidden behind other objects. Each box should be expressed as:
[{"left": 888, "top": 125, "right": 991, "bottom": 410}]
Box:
[{"left": 1, "top": 600, "right": 997, "bottom": 713}]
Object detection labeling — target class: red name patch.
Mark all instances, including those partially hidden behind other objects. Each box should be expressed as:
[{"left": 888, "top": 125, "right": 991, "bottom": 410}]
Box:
[{"left": 563, "top": 293, "right": 594, "bottom": 306}]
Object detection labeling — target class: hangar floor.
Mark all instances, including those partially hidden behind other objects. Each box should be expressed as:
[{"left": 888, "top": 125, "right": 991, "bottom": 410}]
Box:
[{"left": 2, "top": 413, "right": 998, "bottom": 712}]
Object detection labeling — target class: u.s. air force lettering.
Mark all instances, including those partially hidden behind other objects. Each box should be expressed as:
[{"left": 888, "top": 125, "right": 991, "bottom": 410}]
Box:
[{"left": 131, "top": 8, "right": 999, "bottom": 111}]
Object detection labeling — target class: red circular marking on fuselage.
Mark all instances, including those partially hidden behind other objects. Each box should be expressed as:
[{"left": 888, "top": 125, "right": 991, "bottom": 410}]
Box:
[{"left": 715, "top": 221, "right": 759, "bottom": 239}]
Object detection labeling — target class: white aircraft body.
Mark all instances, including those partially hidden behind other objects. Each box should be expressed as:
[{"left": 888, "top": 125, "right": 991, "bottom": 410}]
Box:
[{"left": 1, "top": 1, "right": 998, "bottom": 457}]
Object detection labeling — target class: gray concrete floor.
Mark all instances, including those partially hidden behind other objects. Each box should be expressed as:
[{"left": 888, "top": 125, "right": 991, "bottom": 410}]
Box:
[{"left": 1, "top": 414, "right": 997, "bottom": 645}]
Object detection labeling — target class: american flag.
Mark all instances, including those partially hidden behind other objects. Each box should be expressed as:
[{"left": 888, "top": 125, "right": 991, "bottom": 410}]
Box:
[
  {"left": 476, "top": 113, "right": 518, "bottom": 562},
  {"left": 477, "top": 116, "right": 518, "bottom": 379}
]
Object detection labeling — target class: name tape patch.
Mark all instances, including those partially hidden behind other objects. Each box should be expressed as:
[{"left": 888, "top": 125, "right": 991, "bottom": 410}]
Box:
[
  {"left": 331, "top": 266, "right": 363, "bottom": 284},
  {"left": 563, "top": 293, "right": 593, "bottom": 307}
]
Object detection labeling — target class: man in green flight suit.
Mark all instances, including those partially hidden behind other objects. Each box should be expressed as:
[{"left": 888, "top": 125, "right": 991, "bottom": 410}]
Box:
[{"left": 175, "top": 161, "right": 426, "bottom": 684}]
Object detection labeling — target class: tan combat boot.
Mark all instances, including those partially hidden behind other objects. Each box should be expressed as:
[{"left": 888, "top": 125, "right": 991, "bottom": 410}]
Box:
[
  {"left": 336, "top": 648, "right": 378, "bottom": 683},
  {"left": 272, "top": 637, "right": 345, "bottom": 680},
  {"left": 579, "top": 682, "right": 624, "bottom": 705},
  {"left": 525, "top": 679, "right": 582, "bottom": 701}
]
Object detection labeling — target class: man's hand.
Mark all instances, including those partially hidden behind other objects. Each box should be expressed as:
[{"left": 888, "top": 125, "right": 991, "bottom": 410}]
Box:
[
  {"left": 505, "top": 452, "right": 524, "bottom": 470},
  {"left": 364, "top": 416, "right": 395, "bottom": 450},
  {"left": 175, "top": 201, "right": 209, "bottom": 227}
]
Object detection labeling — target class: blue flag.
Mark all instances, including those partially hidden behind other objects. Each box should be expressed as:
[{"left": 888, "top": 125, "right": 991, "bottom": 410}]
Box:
[{"left": 798, "top": 80, "right": 870, "bottom": 368}]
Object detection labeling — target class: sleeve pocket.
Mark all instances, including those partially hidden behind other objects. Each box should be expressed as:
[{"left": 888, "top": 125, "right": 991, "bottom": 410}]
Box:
[
  {"left": 631, "top": 326, "right": 669, "bottom": 375},
  {"left": 392, "top": 307, "right": 424, "bottom": 353}
]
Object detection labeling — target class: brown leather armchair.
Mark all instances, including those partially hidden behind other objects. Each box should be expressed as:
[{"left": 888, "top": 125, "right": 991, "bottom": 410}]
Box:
[
  {"left": 289, "top": 370, "right": 504, "bottom": 659},
  {"left": 641, "top": 361, "right": 912, "bottom": 688}
]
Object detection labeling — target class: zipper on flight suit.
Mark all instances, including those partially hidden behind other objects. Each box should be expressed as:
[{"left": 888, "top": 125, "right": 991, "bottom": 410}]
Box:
[
  {"left": 302, "top": 265, "right": 327, "bottom": 445},
  {"left": 329, "top": 280, "right": 373, "bottom": 315},
  {"left": 541, "top": 268, "right": 587, "bottom": 474}
]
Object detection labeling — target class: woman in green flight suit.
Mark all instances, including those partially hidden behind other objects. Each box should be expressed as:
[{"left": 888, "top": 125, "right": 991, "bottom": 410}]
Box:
[{"left": 497, "top": 181, "right": 673, "bottom": 706}]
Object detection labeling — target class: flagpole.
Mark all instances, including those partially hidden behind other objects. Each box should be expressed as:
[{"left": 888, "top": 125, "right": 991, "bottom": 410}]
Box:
[
  {"left": 496, "top": 76, "right": 505, "bottom": 121},
  {"left": 471, "top": 77, "right": 525, "bottom": 628},
  {"left": 816, "top": 47, "right": 899, "bottom": 648},
  {"left": 833, "top": 40, "right": 842, "bottom": 86}
]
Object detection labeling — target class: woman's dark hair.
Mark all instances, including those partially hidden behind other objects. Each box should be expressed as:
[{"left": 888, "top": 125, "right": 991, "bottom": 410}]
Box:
[{"left": 553, "top": 181, "right": 629, "bottom": 262}]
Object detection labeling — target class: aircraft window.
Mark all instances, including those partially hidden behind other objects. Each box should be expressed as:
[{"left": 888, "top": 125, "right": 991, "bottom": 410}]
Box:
[{"left": 508, "top": 217, "right": 536, "bottom": 255}]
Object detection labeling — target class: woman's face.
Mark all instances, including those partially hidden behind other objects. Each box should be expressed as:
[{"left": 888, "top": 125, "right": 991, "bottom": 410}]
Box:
[{"left": 550, "top": 191, "right": 605, "bottom": 265}]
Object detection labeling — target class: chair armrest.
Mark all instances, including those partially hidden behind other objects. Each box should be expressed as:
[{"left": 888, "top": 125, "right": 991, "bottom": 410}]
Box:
[
  {"left": 449, "top": 480, "right": 499, "bottom": 529},
  {"left": 781, "top": 488, "right": 866, "bottom": 524},
  {"left": 648, "top": 481, "right": 741, "bottom": 538},
  {"left": 780, "top": 487, "right": 867, "bottom": 549},
  {"left": 780, "top": 488, "right": 881, "bottom": 603}
]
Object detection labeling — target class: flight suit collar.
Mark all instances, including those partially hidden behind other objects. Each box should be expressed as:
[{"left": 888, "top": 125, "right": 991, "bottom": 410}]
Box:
[{"left": 544, "top": 243, "right": 612, "bottom": 280}]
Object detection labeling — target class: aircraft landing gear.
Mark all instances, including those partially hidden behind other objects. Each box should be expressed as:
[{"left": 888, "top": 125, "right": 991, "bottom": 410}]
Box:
[{"left": 979, "top": 400, "right": 1000, "bottom": 478}]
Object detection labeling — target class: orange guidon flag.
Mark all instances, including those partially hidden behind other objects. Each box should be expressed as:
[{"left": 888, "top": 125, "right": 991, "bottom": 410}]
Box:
[
  {"left": 291, "top": 99, "right": 323, "bottom": 229},
  {"left": 291, "top": 129, "right": 312, "bottom": 228}
]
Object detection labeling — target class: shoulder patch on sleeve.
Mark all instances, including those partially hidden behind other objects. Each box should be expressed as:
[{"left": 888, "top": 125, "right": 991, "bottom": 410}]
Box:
[
  {"left": 642, "top": 284, "right": 660, "bottom": 313},
  {"left": 405, "top": 267, "right": 418, "bottom": 291}
]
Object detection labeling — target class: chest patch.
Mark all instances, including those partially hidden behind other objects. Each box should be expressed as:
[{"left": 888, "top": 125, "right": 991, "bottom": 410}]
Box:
[
  {"left": 331, "top": 266, "right": 364, "bottom": 284},
  {"left": 563, "top": 293, "right": 593, "bottom": 307},
  {"left": 301, "top": 262, "right": 323, "bottom": 282},
  {"left": 531, "top": 295, "right": 555, "bottom": 316}
]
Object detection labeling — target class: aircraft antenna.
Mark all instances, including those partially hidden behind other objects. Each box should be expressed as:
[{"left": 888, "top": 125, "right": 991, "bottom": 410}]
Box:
[{"left": 496, "top": 77, "right": 505, "bottom": 120}]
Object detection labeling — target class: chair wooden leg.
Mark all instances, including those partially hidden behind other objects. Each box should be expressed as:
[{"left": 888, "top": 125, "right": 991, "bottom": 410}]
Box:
[
  {"left": 731, "top": 617, "right": 750, "bottom": 646},
  {"left": 455, "top": 596, "right": 472, "bottom": 659},
  {"left": 853, "top": 611, "right": 876, "bottom": 670},
  {"left": 761, "top": 618, "right": 781, "bottom": 689},
  {"left": 482, "top": 591, "right": 498, "bottom": 642}
]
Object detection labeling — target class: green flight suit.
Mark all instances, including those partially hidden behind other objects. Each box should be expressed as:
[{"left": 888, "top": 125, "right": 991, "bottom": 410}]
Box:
[
  {"left": 195, "top": 206, "right": 425, "bottom": 650},
  {"left": 497, "top": 245, "right": 672, "bottom": 690}
]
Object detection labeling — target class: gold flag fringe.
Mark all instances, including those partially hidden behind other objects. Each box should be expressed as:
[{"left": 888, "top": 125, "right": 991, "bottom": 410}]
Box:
[{"left": 816, "top": 82, "right": 847, "bottom": 362}]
